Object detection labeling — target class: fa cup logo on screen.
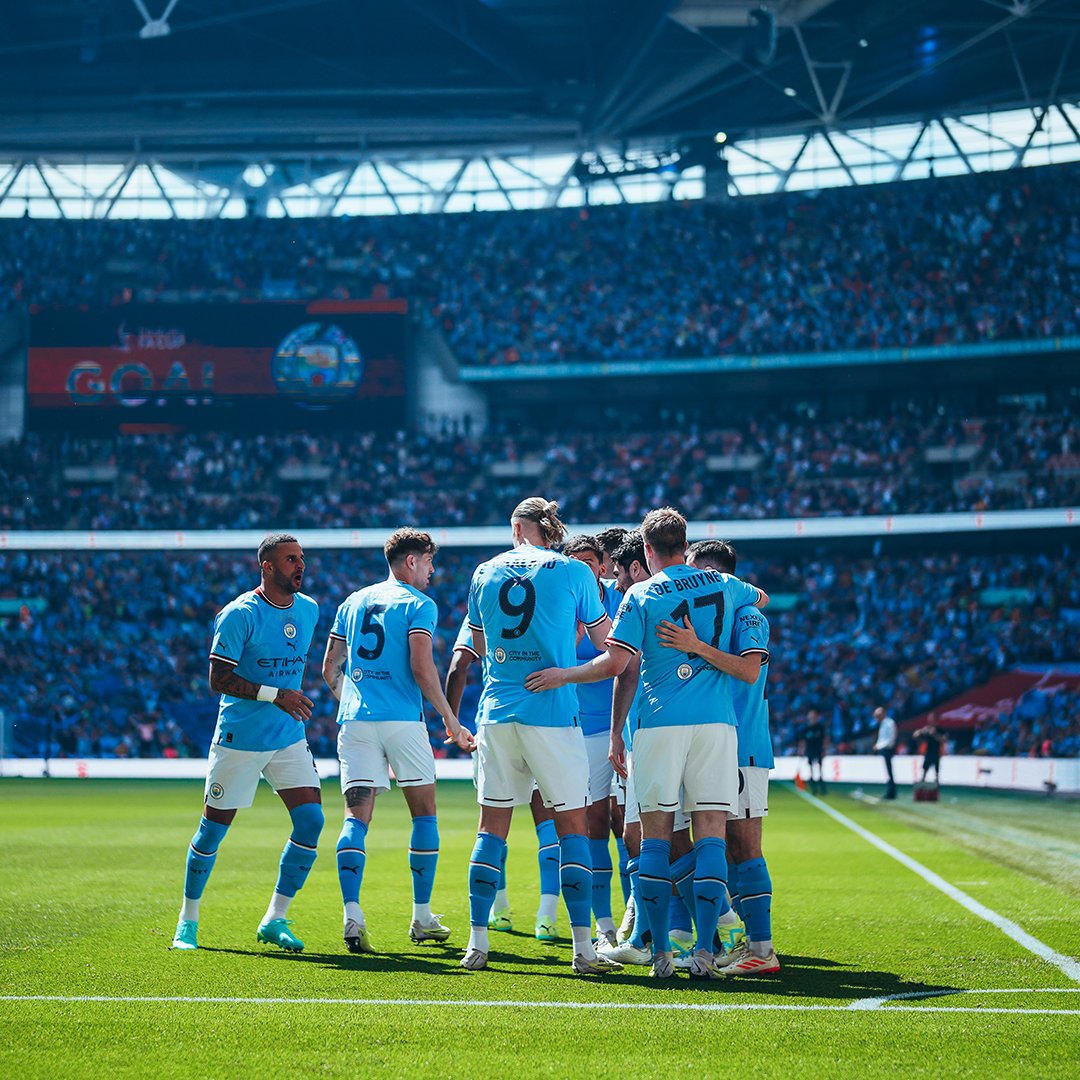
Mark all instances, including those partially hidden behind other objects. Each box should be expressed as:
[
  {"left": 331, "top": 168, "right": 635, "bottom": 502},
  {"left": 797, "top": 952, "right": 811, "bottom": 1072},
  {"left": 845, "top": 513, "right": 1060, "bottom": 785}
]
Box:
[{"left": 272, "top": 323, "right": 363, "bottom": 400}]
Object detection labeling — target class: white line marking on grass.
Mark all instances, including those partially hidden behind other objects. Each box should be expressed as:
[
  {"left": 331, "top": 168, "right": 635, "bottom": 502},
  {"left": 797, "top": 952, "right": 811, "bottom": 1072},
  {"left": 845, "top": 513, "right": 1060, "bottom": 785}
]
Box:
[
  {"left": 1, "top": 995, "right": 1079, "bottom": 1017},
  {"left": 793, "top": 787, "right": 1080, "bottom": 984},
  {"left": 849, "top": 988, "right": 1080, "bottom": 1010}
]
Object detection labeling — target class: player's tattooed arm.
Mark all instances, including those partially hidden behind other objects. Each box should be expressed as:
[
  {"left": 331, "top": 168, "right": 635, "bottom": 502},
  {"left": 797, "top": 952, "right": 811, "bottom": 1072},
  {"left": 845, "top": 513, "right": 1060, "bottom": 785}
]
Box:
[
  {"left": 209, "top": 657, "right": 262, "bottom": 700},
  {"left": 209, "top": 658, "right": 314, "bottom": 721},
  {"left": 323, "top": 635, "right": 349, "bottom": 701}
]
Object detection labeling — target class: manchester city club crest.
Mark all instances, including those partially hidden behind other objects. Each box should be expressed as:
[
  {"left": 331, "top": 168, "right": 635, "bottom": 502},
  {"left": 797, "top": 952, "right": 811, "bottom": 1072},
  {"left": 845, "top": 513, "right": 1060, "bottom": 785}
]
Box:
[
  {"left": 283, "top": 622, "right": 297, "bottom": 639},
  {"left": 352, "top": 669, "right": 364, "bottom": 682},
  {"left": 677, "top": 663, "right": 693, "bottom": 680},
  {"left": 494, "top": 647, "right": 507, "bottom": 663},
  {"left": 209, "top": 782, "right": 224, "bottom": 800}
]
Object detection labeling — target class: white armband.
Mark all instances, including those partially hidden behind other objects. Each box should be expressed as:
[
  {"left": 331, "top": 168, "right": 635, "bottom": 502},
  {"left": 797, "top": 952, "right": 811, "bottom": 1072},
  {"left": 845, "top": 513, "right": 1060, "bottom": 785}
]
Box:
[{"left": 257, "top": 684, "right": 278, "bottom": 703}]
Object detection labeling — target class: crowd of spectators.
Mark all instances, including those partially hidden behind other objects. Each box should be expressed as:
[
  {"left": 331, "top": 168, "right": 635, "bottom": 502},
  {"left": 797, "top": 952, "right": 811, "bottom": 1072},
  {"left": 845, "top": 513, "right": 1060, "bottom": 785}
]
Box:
[
  {"left": 1, "top": 163, "right": 1078, "bottom": 364},
  {"left": 3, "top": 403, "right": 1076, "bottom": 530},
  {"left": 2, "top": 544, "right": 1077, "bottom": 762}
]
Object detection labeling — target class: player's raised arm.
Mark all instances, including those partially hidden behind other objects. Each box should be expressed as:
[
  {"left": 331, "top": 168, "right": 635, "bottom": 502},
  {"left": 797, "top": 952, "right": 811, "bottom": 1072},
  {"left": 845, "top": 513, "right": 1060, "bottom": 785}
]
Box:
[
  {"left": 524, "top": 646, "right": 629, "bottom": 693},
  {"left": 655, "top": 617, "right": 763, "bottom": 684},
  {"left": 322, "top": 633, "right": 348, "bottom": 701},
  {"left": 409, "top": 632, "right": 475, "bottom": 751}
]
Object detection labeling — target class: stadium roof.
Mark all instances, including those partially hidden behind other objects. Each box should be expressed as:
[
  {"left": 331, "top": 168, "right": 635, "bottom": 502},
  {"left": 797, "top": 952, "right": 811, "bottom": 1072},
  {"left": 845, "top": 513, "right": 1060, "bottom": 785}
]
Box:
[{"left": 2, "top": 0, "right": 1079, "bottom": 158}]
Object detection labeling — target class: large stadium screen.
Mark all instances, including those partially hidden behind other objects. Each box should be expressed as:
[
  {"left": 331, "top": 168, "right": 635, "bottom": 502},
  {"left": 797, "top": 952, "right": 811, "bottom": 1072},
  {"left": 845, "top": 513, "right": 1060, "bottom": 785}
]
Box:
[{"left": 27, "top": 299, "right": 408, "bottom": 426}]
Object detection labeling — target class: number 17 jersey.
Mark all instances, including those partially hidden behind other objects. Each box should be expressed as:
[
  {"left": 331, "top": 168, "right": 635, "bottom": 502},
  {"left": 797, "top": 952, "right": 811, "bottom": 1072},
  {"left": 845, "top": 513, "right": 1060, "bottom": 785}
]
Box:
[
  {"left": 468, "top": 544, "right": 606, "bottom": 728},
  {"left": 608, "top": 563, "right": 762, "bottom": 731}
]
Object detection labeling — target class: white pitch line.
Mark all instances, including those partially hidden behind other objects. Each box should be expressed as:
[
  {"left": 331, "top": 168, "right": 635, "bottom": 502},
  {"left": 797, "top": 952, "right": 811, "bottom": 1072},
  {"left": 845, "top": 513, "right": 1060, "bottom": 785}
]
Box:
[
  {"left": 0, "top": 994, "right": 1079, "bottom": 1016},
  {"left": 850, "top": 987, "right": 1080, "bottom": 1010},
  {"left": 794, "top": 787, "right": 1080, "bottom": 984}
]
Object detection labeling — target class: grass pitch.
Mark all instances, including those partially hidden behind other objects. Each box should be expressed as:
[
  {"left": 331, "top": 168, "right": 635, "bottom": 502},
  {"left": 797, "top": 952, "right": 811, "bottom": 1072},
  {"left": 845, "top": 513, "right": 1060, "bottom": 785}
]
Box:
[{"left": 1, "top": 778, "right": 1078, "bottom": 1078}]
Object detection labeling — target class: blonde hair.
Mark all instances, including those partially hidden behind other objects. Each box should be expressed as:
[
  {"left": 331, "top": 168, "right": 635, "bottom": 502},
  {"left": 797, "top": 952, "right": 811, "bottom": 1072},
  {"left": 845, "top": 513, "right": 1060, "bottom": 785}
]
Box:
[{"left": 511, "top": 496, "right": 567, "bottom": 548}]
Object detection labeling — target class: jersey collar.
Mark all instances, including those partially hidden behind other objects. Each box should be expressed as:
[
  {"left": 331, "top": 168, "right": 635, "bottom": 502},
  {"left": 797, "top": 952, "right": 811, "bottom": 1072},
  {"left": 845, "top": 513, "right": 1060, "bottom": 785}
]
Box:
[{"left": 255, "top": 587, "right": 294, "bottom": 610}]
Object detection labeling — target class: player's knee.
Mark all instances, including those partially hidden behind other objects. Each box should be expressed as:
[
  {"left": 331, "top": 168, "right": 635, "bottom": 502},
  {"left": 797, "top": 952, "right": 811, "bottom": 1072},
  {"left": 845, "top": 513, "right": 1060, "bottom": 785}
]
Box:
[{"left": 289, "top": 802, "right": 324, "bottom": 847}]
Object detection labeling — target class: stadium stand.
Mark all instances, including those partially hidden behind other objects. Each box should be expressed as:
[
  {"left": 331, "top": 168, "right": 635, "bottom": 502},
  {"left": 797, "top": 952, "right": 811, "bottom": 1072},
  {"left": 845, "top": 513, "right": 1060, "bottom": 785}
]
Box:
[
  {"left": 2, "top": 546, "right": 1077, "bottom": 761},
  {"left": 1, "top": 163, "right": 1079, "bottom": 365},
  {"left": 2, "top": 404, "right": 1076, "bottom": 530}
]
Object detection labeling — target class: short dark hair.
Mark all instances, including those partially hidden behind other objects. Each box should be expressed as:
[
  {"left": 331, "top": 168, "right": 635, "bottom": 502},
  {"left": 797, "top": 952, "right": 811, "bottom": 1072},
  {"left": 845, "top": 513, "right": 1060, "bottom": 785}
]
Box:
[
  {"left": 258, "top": 533, "right": 300, "bottom": 565},
  {"left": 594, "top": 527, "right": 629, "bottom": 558},
  {"left": 612, "top": 529, "right": 646, "bottom": 573},
  {"left": 687, "top": 539, "right": 737, "bottom": 574},
  {"left": 384, "top": 527, "right": 437, "bottom": 566},
  {"left": 562, "top": 533, "right": 603, "bottom": 561},
  {"left": 641, "top": 507, "right": 686, "bottom": 559}
]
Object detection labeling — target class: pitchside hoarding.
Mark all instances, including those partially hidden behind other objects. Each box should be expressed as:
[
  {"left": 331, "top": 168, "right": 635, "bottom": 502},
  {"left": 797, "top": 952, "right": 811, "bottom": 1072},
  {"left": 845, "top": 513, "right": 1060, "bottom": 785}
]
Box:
[{"left": 27, "top": 300, "right": 408, "bottom": 425}]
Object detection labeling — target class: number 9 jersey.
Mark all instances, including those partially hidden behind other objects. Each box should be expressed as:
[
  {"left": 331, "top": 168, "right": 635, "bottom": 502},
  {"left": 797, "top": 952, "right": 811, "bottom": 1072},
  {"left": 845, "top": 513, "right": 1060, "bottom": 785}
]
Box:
[
  {"left": 608, "top": 564, "right": 763, "bottom": 731},
  {"left": 468, "top": 544, "right": 607, "bottom": 728}
]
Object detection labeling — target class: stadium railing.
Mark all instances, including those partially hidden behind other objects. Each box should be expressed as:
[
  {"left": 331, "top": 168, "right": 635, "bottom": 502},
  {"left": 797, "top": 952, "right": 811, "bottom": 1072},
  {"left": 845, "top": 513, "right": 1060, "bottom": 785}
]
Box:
[
  {"left": 4, "top": 754, "right": 1075, "bottom": 794},
  {"left": 1, "top": 506, "right": 1078, "bottom": 550}
]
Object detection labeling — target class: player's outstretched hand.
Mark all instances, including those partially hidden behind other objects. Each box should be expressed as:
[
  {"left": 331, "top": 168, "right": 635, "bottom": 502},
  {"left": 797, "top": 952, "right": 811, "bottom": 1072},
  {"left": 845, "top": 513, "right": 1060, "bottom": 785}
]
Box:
[
  {"left": 444, "top": 717, "right": 476, "bottom": 752},
  {"left": 609, "top": 730, "right": 627, "bottom": 779},
  {"left": 656, "top": 616, "right": 702, "bottom": 656},
  {"left": 525, "top": 667, "right": 566, "bottom": 693},
  {"left": 274, "top": 688, "right": 314, "bottom": 722}
]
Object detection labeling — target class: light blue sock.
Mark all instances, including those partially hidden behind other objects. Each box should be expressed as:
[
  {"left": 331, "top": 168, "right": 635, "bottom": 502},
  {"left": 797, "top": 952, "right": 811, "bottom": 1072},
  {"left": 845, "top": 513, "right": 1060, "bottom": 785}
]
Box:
[
  {"left": 669, "top": 891, "right": 693, "bottom": 934},
  {"left": 274, "top": 802, "right": 323, "bottom": 898},
  {"left": 468, "top": 832, "right": 507, "bottom": 927},
  {"left": 336, "top": 818, "right": 368, "bottom": 906},
  {"left": 616, "top": 837, "right": 631, "bottom": 905},
  {"left": 693, "top": 836, "right": 728, "bottom": 953},
  {"left": 184, "top": 817, "right": 229, "bottom": 901},
  {"left": 737, "top": 857, "right": 773, "bottom": 945},
  {"left": 728, "top": 860, "right": 743, "bottom": 920},
  {"left": 589, "top": 837, "right": 613, "bottom": 922},
  {"left": 409, "top": 815, "right": 439, "bottom": 906},
  {"left": 536, "top": 819, "right": 560, "bottom": 897},
  {"left": 670, "top": 849, "right": 697, "bottom": 928},
  {"left": 559, "top": 833, "right": 593, "bottom": 929},
  {"left": 638, "top": 838, "right": 672, "bottom": 954},
  {"left": 498, "top": 842, "right": 508, "bottom": 892},
  {"left": 627, "top": 856, "right": 649, "bottom": 948}
]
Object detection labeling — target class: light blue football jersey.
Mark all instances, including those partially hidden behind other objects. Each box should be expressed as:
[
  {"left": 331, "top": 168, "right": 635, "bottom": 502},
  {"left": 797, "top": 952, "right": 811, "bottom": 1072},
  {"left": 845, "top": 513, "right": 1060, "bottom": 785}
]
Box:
[
  {"left": 608, "top": 563, "right": 761, "bottom": 730},
  {"left": 468, "top": 544, "right": 606, "bottom": 728},
  {"left": 576, "top": 578, "right": 622, "bottom": 737},
  {"left": 730, "top": 606, "right": 773, "bottom": 768},
  {"left": 209, "top": 588, "right": 320, "bottom": 752},
  {"left": 330, "top": 576, "right": 438, "bottom": 723}
]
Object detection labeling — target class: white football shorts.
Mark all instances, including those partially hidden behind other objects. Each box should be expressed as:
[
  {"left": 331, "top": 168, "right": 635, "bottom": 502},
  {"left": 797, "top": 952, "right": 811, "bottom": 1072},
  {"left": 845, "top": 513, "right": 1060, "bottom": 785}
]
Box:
[
  {"left": 632, "top": 724, "right": 738, "bottom": 818},
  {"left": 623, "top": 753, "right": 691, "bottom": 830},
  {"left": 338, "top": 720, "right": 436, "bottom": 795},
  {"left": 204, "top": 739, "right": 320, "bottom": 810},
  {"left": 734, "top": 765, "right": 770, "bottom": 819},
  {"left": 475, "top": 722, "right": 589, "bottom": 812},
  {"left": 584, "top": 731, "right": 615, "bottom": 807}
]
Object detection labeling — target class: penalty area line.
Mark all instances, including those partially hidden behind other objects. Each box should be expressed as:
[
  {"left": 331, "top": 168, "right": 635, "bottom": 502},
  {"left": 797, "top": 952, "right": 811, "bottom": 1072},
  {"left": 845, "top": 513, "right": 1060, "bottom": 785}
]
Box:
[
  {"left": 0, "top": 995, "right": 1079, "bottom": 1016},
  {"left": 793, "top": 786, "right": 1080, "bottom": 985}
]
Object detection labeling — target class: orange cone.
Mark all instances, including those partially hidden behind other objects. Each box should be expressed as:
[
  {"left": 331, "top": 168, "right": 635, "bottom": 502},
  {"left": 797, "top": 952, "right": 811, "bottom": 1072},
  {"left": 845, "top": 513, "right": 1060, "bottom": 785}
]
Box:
[{"left": 794, "top": 772, "right": 807, "bottom": 791}]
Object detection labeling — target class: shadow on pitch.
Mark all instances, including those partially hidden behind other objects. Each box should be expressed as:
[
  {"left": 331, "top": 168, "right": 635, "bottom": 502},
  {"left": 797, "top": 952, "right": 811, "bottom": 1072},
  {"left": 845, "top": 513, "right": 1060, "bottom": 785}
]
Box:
[{"left": 198, "top": 943, "right": 534, "bottom": 977}]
